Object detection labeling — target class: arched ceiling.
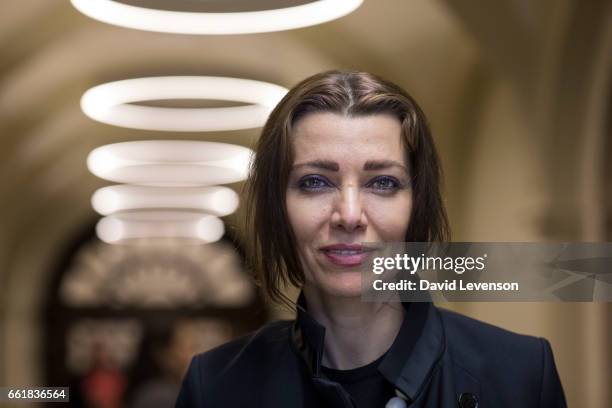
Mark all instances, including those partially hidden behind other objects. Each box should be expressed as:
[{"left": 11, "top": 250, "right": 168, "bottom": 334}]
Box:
[{"left": 0, "top": 0, "right": 481, "bottom": 250}]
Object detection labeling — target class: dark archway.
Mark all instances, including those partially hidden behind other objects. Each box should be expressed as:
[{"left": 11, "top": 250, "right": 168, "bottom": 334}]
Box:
[{"left": 42, "top": 219, "right": 268, "bottom": 407}]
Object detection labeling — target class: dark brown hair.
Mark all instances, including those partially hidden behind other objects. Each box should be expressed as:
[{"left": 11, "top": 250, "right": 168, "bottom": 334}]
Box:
[{"left": 243, "top": 70, "right": 450, "bottom": 307}]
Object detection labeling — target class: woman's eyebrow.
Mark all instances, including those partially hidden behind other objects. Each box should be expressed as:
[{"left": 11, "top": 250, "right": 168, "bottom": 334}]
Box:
[
  {"left": 364, "top": 160, "right": 409, "bottom": 174},
  {"left": 292, "top": 159, "right": 339, "bottom": 171}
]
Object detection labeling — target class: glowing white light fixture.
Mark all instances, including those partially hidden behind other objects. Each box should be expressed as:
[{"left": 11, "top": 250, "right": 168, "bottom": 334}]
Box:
[
  {"left": 70, "top": 0, "right": 363, "bottom": 35},
  {"left": 87, "top": 140, "right": 253, "bottom": 186},
  {"left": 81, "top": 76, "right": 288, "bottom": 131},
  {"left": 96, "top": 210, "right": 225, "bottom": 244},
  {"left": 92, "top": 185, "right": 239, "bottom": 216}
]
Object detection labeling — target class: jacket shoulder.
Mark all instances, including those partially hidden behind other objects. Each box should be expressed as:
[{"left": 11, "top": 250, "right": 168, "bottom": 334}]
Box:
[
  {"left": 438, "top": 307, "right": 544, "bottom": 373},
  {"left": 437, "top": 307, "right": 566, "bottom": 406},
  {"left": 438, "top": 307, "right": 542, "bottom": 354},
  {"left": 175, "top": 320, "right": 294, "bottom": 407},
  {"left": 199, "top": 319, "right": 292, "bottom": 371}
]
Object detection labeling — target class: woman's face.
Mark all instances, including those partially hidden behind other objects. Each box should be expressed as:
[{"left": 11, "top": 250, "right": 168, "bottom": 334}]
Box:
[{"left": 286, "top": 112, "right": 413, "bottom": 298}]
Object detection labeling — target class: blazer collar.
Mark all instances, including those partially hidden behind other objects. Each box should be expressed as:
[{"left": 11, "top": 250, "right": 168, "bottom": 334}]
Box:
[{"left": 290, "top": 291, "right": 445, "bottom": 402}]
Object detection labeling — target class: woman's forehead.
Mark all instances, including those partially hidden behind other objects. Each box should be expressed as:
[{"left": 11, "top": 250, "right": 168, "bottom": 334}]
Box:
[{"left": 291, "top": 112, "right": 405, "bottom": 162}]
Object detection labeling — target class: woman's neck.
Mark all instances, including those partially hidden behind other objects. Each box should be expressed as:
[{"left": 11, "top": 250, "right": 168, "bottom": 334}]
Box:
[{"left": 302, "top": 285, "right": 405, "bottom": 370}]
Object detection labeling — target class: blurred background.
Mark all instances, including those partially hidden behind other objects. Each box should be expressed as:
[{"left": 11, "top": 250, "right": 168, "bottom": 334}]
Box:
[{"left": 0, "top": 0, "right": 611, "bottom": 407}]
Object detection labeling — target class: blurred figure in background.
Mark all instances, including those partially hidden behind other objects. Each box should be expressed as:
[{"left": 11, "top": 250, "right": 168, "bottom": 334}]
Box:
[
  {"left": 128, "top": 319, "right": 232, "bottom": 408},
  {"left": 80, "top": 341, "right": 127, "bottom": 408}
]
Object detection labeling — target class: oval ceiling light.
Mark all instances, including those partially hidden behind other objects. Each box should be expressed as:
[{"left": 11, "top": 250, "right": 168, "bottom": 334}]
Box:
[
  {"left": 96, "top": 210, "right": 225, "bottom": 244},
  {"left": 87, "top": 140, "right": 253, "bottom": 185},
  {"left": 70, "top": 0, "right": 363, "bottom": 35},
  {"left": 92, "top": 185, "right": 239, "bottom": 216},
  {"left": 81, "top": 76, "right": 288, "bottom": 131}
]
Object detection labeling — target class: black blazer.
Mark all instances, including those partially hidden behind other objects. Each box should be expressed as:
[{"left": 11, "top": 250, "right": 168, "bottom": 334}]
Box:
[{"left": 176, "top": 293, "right": 567, "bottom": 407}]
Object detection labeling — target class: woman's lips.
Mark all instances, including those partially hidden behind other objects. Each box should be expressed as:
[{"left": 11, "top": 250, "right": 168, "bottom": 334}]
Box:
[{"left": 320, "top": 248, "right": 371, "bottom": 266}]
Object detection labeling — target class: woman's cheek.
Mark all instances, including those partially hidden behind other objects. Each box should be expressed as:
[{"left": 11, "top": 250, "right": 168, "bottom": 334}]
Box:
[
  {"left": 286, "top": 193, "right": 331, "bottom": 237},
  {"left": 366, "top": 196, "right": 412, "bottom": 239}
]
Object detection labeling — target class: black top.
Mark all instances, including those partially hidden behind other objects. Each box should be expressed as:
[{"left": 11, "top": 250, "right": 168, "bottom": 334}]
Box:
[
  {"left": 296, "top": 291, "right": 424, "bottom": 406},
  {"left": 292, "top": 292, "right": 428, "bottom": 406},
  {"left": 321, "top": 352, "right": 396, "bottom": 408}
]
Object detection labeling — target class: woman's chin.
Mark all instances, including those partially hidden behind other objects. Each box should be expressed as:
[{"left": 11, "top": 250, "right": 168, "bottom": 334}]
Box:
[{"left": 320, "top": 271, "right": 363, "bottom": 298}]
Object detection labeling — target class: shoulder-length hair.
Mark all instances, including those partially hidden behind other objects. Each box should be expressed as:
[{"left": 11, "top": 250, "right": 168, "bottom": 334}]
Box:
[{"left": 243, "top": 70, "right": 450, "bottom": 307}]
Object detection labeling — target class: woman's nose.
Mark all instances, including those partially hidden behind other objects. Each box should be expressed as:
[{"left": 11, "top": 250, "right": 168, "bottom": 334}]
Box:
[{"left": 331, "top": 184, "right": 366, "bottom": 232}]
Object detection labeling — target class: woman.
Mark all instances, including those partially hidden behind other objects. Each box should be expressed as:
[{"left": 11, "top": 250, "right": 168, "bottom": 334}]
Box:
[{"left": 175, "top": 70, "right": 567, "bottom": 407}]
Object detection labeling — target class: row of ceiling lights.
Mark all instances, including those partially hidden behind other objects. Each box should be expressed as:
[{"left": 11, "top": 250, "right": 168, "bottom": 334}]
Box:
[{"left": 71, "top": 0, "right": 363, "bottom": 245}]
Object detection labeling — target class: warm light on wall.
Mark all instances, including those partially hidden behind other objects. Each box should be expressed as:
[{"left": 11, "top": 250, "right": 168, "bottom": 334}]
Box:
[
  {"left": 96, "top": 210, "right": 225, "bottom": 244},
  {"left": 87, "top": 140, "right": 254, "bottom": 186},
  {"left": 70, "top": 0, "right": 363, "bottom": 35},
  {"left": 91, "top": 185, "right": 239, "bottom": 216},
  {"left": 81, "top": 76, "right": 288, "bottom": 131}
]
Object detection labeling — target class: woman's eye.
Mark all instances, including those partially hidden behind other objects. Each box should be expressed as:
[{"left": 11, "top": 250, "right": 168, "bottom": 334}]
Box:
[
  {"left": 298, "top": 175, "right": 331, "bottom": 191},
  {"left": 369, "top": 176, "right": 401, "bottom": 191}
]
